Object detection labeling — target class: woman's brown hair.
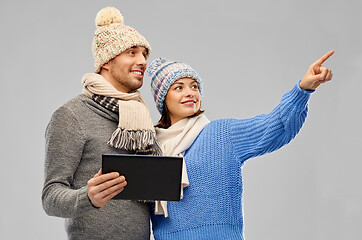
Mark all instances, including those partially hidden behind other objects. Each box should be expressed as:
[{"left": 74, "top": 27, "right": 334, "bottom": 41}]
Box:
[{"left": 156, "top": 103, "right": 205, "bottom": 129}]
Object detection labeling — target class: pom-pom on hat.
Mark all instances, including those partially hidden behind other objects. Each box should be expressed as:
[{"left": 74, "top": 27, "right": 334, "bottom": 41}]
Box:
[
  {"left": 92, "top": 7, "right": 151, "bottom": 73},
  {"left": 147, "top": 57, "right": 203, "bottom": 114}
]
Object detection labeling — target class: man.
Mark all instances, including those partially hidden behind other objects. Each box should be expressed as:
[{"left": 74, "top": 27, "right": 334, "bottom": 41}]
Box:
[{"left": 42, "top": 7, "right": 159, "bottom": 239}]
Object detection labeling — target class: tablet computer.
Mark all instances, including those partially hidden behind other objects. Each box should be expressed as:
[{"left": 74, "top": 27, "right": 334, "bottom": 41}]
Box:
[{"left": 102, "top": 154, "right": 183, "bottom": 201}]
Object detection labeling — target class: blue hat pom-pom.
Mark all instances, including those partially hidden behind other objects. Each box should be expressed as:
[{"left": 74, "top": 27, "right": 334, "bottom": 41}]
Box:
[{"left": 147, "top": 57, "right": 168, "bottom": 76}]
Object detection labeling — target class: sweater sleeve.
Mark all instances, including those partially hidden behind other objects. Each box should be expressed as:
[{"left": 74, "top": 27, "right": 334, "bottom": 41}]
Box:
[
  {"left": 230, "top": 81, "right": 313, "bottom": 163},
  {"left": 42, "top": 106, "right": 95, "bottom": 218}
]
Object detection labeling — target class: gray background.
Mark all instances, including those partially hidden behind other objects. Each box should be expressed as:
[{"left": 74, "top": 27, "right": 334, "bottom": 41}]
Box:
[{"left": 1, "top": 0, "right": 361, "bottom": 239}]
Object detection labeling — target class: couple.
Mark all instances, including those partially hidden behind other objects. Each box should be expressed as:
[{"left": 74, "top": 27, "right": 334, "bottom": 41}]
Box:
[{"left": 42, "top": 6, "right": 334, "bottom": 240}]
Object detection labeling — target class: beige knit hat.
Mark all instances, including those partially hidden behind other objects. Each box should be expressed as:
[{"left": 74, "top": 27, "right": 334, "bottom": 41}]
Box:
[{"left": 92, "top": 7, "right": 151, "bottom": 73}]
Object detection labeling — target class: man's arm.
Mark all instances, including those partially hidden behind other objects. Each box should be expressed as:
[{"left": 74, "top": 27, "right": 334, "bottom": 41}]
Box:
[{"left": 42, "top": 106, "right": 127, "bottom": 217}]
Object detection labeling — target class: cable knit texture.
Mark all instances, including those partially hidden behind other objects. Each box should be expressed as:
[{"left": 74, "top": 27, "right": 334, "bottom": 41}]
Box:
[{"left": 151, "top": 82, "right": 313, "bottom": 240}]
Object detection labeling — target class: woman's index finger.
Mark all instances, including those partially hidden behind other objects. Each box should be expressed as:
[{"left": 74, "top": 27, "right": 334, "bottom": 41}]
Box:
[{"left": 313, "top": 50, "right": 335, "bottom": 66}]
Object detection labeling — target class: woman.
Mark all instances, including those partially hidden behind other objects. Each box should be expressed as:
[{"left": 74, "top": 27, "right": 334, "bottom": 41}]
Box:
[{"left": 147, "top": 51, "right": 334, "bottom": 240}]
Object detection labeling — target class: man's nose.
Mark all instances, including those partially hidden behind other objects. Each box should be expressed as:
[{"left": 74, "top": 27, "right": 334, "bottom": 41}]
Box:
[{"left": 136, "top": 53, "right": 147, "bottom": 66}]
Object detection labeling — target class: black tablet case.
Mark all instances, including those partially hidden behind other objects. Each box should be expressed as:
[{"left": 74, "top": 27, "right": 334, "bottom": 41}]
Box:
[{"left": 102, "top": 154, "right": 183, "bottom": 201}]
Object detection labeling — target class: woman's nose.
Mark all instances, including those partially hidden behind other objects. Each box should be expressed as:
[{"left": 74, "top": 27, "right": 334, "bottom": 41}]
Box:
[{"left": 185, "top": 88, "right": 195, "bottom": 97}]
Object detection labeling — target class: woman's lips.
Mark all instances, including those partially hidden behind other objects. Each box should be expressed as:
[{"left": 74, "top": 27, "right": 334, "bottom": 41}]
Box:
[{"left": 181, "top": 100, "right": 197, "bottom": 106}]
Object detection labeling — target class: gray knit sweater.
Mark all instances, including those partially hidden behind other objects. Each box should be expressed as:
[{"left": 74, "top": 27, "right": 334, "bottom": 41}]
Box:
[{"left": 42, "top": 94, "right": 150, "bottom": 240}]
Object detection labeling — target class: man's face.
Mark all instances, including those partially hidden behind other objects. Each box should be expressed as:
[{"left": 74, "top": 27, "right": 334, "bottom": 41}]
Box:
[{"left": 106, "top": 46, "right": 148, "bottom": 92}]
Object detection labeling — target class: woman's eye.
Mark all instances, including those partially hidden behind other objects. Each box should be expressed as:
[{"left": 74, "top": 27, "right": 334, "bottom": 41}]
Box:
[
  {"left": 191, "top": 85, "right": 198, "bottom": 89},
  {"left": 174, "top": 86, "right": 182, "bottom": 90}
]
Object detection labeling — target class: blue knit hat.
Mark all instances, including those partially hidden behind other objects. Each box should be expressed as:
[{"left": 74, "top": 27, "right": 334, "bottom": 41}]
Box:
[{"left": 147, "top": 57, "right": 203, "bottom": 114}]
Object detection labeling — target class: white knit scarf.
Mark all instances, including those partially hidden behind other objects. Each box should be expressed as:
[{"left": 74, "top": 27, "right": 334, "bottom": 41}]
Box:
[
  {"left": 82, "top": 73, "right": 161, "bottom": 154},
  {"left": 154, "top": 115, "right": 210, "bottom": 217}
]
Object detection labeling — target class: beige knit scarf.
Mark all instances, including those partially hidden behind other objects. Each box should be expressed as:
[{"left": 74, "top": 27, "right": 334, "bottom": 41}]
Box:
[
  {"left": 154, "top": 115, "right": 210, "bottom": 217},
  {"left": 82, "top": 73, "right": 161, "bottom": 155}
]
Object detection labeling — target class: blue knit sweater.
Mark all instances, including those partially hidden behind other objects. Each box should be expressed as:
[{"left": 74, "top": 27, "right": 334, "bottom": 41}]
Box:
[{"left": 151, "top": 83, "right": 313, "bottom": 240}]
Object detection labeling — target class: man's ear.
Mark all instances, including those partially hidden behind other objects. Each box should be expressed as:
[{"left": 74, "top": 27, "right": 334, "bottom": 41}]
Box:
[{"left": 102, "top": 62, "right": 110, "bottom": 71}]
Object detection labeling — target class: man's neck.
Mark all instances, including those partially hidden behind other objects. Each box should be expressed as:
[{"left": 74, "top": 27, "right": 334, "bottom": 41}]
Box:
[{"left": 99, "top": 70, "right": 129, "bottom": 93}]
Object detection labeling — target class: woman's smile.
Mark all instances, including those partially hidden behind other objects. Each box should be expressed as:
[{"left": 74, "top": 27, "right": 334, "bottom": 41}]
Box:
[{"left": 165, "top": 77, "right": 201, "bottom": 125}]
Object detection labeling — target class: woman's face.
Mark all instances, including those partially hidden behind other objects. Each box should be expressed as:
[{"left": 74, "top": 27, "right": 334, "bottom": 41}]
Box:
[{"left": 165, "top": 77, "right": 201, "bottom": 125}]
